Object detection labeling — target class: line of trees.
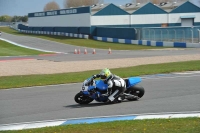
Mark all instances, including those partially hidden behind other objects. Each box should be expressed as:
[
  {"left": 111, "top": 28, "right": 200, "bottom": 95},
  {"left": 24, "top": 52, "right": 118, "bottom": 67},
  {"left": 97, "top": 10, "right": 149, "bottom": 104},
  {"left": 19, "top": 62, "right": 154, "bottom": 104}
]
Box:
[
  {"left": 43, "top": 0, "right": 104, "bottom": 11},
  {"left": 0, "top": 15, "right": 28, "bottom": 22},
  {"left": 43, "top": 1, "right": 60, "bottom": 11},
  {"left": 64, "top": 0, "right": 104, "bottom": 8}
]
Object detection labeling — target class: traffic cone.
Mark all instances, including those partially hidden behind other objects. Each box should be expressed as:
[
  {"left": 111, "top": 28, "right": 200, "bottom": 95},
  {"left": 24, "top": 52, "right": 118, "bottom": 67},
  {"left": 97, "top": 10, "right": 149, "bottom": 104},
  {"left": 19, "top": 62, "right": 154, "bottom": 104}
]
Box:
[
  {"left": 74, "top": 49, "right": 77, "bottom": 54},
  {"left": 108, "top": 48, "right": 111, "bottom": 54},
  {"left": 84, "top": 49, "right": 87, "bottom": 54},
  {"left": 92, "top": 49, "right": 96, "bottom": 54},
  {"left": 77, "top": 49, "right": 81, "bottom": 54}
]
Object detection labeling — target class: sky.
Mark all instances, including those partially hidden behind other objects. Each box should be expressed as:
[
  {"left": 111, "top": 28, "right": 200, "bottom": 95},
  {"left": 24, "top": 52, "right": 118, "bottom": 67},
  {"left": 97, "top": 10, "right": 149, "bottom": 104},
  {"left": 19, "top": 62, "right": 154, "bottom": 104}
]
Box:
[
  {"left": 0, "top": 0, "right": 132, "bottom": 16},
  {"left": 0, "top": 0, "right": 200, "bottom": 16}
]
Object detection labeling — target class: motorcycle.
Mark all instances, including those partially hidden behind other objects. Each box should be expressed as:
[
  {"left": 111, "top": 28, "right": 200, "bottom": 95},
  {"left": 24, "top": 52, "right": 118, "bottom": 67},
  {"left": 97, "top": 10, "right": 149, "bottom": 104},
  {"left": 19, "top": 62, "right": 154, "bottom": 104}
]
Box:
[{"left": 74, "top": 76, "right": 145, "bottom": 104}]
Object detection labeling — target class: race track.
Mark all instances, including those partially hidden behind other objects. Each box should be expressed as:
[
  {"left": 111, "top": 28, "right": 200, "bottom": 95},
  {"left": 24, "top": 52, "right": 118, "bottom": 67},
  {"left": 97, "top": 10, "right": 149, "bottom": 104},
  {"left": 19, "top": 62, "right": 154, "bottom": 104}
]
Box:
[
  {"left": 0, "top": 32, "right": 200, "bottom": 125},
  {"left": 0, "top": 73, "right": 200, "bottom": 125},
  {"left": 1, "top": 32, "right": 200, "bottom": 62}
]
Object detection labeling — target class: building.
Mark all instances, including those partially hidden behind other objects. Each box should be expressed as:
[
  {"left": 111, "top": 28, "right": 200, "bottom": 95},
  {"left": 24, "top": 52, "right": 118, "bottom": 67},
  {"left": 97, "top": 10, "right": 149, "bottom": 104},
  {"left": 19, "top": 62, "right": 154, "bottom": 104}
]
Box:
[{"left": 17, "top": 1, "right": 200, "bottom": 39}]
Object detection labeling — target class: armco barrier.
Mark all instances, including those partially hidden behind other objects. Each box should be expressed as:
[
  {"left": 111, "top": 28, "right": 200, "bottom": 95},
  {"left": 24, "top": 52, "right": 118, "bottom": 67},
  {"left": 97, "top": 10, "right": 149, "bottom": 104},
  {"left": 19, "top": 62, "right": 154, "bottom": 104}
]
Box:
[
  {"left": 19, "top": 30, "right": 89, "bottom": 39},
  {"left": 93, "top": 36, "right": 200, "bottom": 48}
]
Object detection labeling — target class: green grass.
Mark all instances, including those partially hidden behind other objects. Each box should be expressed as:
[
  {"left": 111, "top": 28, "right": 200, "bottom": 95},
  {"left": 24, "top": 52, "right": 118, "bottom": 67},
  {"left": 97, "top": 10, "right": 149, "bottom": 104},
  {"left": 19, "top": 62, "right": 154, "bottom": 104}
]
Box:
[
  {"left": 1, "top": 28, "right": 199, "bottom": 133},
  {"left": 0, "top": 27, "right": 164, "bottom": 50},
  {"left": 0, "top": 60, "right": 200, "bottom": 89},
  {"left": 1, "top": 118, "right": 200, "bottom": 133},
  {"left": 0, "top": 40, "right": 50, "bottom": 56}
]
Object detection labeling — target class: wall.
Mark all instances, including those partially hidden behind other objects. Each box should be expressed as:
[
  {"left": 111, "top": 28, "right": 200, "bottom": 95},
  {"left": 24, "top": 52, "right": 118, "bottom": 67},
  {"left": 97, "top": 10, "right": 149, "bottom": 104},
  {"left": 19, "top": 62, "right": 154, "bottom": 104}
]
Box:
[
  {"left": 91, "top": 13, "right": 173, "bottom": 28},
  {"left": 91, "top": 15, "right": 130, "bottom": 26},
  {"left": 96, "top": 27, "right": 136, "bottom": 39},
  {"left": 93, "top": 36, "right": 200, "bottom": 48},
  {"left": 27, "top": 7, "right": 91, "bottom": 34},
  {"left": 29, "top": 14, "right": 91, "bottom": 27},
  {"left": 18, "top": 24, "right": 29, "bottom": 30},
  {"left": 131, "top": 14, "right": 168, "bottom": 26},
  {"left": 28, "top": 7, "right": 91, "bottom": 28},
  {"left": 168, "top": 13, "right": 200, "bottom": 26}
]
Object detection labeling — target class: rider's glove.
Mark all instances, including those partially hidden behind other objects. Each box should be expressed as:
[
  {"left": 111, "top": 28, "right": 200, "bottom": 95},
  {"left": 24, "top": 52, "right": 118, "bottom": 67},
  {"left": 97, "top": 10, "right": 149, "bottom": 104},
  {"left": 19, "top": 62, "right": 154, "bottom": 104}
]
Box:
[{"left": 93, "top": 74, "right": 100, "bottom": 79}]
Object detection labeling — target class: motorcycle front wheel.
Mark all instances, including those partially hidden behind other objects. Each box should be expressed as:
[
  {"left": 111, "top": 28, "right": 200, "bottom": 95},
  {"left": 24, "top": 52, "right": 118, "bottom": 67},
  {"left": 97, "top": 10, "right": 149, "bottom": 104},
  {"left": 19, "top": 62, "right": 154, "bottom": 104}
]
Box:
[{"left": 74, "top": 92, "right": 94, "bottom": 104}]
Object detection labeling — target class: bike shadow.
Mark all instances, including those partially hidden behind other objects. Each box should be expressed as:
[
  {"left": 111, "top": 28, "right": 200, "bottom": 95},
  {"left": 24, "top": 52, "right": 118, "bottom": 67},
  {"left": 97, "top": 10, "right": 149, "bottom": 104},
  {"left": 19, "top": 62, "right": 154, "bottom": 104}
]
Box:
[
  {"left": 64, "top": 100, "right": 134, "bottom": 108},
  {"left": 64, "top": 102, "right": 111, "bottom": 108}
]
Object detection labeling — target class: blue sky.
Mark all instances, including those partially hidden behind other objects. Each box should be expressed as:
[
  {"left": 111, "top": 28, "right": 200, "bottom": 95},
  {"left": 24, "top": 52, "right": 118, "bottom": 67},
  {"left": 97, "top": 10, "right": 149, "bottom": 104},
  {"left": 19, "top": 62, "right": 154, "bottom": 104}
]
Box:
[{"left": 0, "top": 0, "right": 132, "bottom": 16}]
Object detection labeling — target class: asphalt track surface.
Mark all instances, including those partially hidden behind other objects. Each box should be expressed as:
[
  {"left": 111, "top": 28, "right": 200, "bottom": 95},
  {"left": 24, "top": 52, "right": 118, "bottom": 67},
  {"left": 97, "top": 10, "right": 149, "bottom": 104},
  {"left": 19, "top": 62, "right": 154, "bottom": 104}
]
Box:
[
  {"left": 1, "top": 32, "right": 200, "bottom": 62},
  {"left": 0, "top": 73, "right": 200, "bottom": 125},
  {"left": 0, "top": 32, "right": 200, "bottom": 125}
]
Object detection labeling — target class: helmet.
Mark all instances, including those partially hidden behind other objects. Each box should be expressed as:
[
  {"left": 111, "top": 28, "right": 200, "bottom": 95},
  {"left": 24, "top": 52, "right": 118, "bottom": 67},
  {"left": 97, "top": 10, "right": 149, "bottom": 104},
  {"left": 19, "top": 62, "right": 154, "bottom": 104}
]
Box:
[{"left": 99, "top": 68, "right": 111, "bottom": 79}]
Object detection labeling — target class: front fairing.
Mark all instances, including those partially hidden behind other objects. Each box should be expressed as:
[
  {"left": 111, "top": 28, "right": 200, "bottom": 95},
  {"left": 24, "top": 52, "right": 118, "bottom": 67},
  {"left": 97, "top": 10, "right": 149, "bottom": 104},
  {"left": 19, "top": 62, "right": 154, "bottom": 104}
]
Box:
[
  {"left": 80, "top": 78, "right": 108, "bottom": 102},
  {"left": 95, "top": 80, "right": 108, "bottom": 91},
  {"left": 81, "top": 85, "right": 95, "bottom": 95}
]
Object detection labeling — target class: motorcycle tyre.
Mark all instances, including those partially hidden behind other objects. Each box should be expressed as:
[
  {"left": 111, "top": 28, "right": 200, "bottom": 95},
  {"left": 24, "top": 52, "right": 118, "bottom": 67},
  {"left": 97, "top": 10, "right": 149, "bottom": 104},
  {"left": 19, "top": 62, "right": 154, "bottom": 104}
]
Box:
[
  {"left": 74, "top": 92, "right": 94, "bottom": 104},
  {"left": 125, "top": 84, "right": 145, "bottom": 101}
]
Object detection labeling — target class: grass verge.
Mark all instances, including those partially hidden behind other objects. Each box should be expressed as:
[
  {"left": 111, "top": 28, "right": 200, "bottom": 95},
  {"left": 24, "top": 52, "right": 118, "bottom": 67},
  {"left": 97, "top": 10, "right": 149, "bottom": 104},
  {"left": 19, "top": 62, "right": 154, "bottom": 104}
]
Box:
[
  {"left": 0, "top": 40, "right": 50, "bottom": 56},
  {"left": 1, "top": 118, "right": 200, "bottom": 133},
  {"left": 0, "top": 27, "right": 164, "bottom": 50},
  {"left": 0, "top": 60, "right": 200, "bottom": 89}
]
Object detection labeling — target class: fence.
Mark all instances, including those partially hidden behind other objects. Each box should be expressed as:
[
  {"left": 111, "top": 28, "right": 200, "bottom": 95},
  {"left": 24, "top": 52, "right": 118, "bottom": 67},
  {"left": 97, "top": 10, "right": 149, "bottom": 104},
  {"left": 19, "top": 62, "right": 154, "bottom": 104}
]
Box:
[
  {"left": 136, "top": 26, "right": 200, "bottom": 43},
  {"left": 96, "top": 27, "right": 136, "bottom": 40},
  {"left": 0, "top": 22, "right": 12, "bottom": 26}
]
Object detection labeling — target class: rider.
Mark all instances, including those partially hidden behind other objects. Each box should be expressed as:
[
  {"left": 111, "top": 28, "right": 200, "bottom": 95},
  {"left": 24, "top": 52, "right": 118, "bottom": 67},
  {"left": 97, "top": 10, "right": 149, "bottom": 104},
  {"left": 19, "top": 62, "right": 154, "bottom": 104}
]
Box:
[{"left": 93, "top": 68, "right": 126, "bottom": 103}]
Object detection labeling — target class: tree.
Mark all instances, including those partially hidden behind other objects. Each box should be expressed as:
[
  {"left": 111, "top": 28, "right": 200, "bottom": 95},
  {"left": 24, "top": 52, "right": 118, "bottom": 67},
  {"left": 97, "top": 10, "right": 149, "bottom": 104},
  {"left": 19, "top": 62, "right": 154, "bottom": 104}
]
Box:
[
  {"left": 44, "top": 1, "right": 60, "bottom": 11},
  {"left": 21, "top": 16, "right": 28, "bottom": 22},
  {"left": 11, "top": 16, "right": 22, "bottom": 22},
  {"left": 0, "top": 16, "right": 7, "bottom": 22},
  {"left": 64, "top": 0, "right": 104, "bottom": 8},
  {"left": 0, "top": 15, "right": 12, "bottom": 22}
]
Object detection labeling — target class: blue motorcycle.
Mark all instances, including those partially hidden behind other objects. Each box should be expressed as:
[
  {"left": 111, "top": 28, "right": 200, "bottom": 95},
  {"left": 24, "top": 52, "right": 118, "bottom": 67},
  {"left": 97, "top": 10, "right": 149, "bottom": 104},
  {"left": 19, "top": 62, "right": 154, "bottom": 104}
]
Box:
[{"left": 74, "top": 76, "right": 145, "bottom": 104}]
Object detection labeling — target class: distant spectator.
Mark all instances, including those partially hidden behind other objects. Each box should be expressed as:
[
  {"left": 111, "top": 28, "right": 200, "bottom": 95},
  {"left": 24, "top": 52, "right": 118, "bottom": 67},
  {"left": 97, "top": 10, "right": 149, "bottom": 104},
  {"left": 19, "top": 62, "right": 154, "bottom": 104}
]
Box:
[{"left": 0, "top": 31, "right": 1, "bottom": 36}]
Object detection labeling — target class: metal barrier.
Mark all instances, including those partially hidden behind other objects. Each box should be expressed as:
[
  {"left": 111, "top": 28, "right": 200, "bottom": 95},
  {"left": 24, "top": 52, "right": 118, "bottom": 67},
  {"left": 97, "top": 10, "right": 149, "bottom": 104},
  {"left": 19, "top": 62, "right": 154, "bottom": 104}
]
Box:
[
  {"left": 0, "top": 22, "right": 12, "bottom": 26},
  {"left": 136, "top": 26, "right": 200, "bottom": 43}
]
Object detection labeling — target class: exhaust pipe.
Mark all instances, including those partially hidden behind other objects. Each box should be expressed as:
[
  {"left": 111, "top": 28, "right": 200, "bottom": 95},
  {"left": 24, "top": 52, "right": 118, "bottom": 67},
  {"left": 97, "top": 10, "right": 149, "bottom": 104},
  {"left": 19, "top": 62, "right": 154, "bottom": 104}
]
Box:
[{"left": 124, "top": 93, "right": 139, "bottom": 99}]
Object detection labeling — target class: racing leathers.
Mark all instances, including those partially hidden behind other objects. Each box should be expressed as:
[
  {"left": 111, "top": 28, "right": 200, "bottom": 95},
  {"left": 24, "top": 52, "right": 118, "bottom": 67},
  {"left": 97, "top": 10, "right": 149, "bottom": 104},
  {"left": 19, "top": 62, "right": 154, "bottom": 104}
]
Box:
[{"left": 93, "top": 74, "right": 126, "bottom": 102}]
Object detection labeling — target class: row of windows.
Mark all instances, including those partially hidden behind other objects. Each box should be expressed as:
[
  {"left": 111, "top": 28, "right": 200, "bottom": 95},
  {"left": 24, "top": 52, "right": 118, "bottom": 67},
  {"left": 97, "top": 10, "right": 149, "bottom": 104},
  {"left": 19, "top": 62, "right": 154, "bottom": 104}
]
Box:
[{"left": 34, "top": 9, "right": 77, "bottom": 17}]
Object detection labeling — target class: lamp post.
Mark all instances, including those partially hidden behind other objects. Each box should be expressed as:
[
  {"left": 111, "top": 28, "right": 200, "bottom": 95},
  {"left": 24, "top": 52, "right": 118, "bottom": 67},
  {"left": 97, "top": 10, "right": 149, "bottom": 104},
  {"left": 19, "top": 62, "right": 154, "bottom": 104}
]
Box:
[
  {"left": 152, "top": 29, "right": 155, "bottom": 41},
  {"left": 148, "top": 29, "right": 150, "bottom": 40},
  {"left": 198, "top": 29, "right": 200, "bottom": 43},
  {"left": 182, "top": 30, "right": 185, "bottom": 42},
  {"left": 166, "top": 29, "right": 169, "bottom": 41},
  {"left": 174, "top": 29, "right": 176, "bottom": 42},
  {"left": 191, "top": 28, "right": 193, "bottom": 43}
]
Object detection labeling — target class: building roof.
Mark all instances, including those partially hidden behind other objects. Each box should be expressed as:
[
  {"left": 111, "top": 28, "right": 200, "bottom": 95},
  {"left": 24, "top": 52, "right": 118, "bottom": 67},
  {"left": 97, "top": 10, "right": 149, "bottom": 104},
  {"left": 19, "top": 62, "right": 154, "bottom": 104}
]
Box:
[
  {"left": 170, "top": 1, "right": 200, "bottom": 13},
  {"left": 133, "top": 2, "right": 167, "bottom": 14},
  {"left": 119, "top": 2, "right": 146, "bottom": 14},
  {"left": 156, "top": 1, "right": 186, "bottom": 12},
  {"left": 92, "top": 3, "right": 129, "bottom": 16},
  {"left": 91, "top": 3, "right": 110, "bottom": 15}
]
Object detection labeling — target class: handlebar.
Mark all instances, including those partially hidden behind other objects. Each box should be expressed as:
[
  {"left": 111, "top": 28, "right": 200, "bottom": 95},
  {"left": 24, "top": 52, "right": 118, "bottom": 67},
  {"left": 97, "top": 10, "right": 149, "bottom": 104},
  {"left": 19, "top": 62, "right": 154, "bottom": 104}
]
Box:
[{"left": 83, "top": 77, "right": 94, "bottom": 86}]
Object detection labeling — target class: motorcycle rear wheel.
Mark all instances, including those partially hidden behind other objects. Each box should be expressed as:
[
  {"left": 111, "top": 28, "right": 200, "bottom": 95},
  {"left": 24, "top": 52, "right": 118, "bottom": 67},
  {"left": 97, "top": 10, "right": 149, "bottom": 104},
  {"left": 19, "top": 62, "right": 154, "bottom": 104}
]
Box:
[
  {"left": 125, "top": 84, "right": 145, "bottom": 101},
  {"left": 74, "top": 92, "right": 94, "bottom": 104}
]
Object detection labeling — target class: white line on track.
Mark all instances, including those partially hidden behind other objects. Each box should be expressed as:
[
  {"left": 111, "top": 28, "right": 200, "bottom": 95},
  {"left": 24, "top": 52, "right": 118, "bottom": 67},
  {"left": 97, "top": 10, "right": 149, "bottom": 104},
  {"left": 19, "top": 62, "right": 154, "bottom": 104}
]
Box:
[
  {"left": 0, "top": 111, "right": 200, "bottom": 131},
  {"left": 21, "top": 111, "right": 200, "bottom": 122},
  {"left": 142, "top": 74, "right": 200, "bottom": 80},
  {"left": 0, "top": 38, "right": 68, "bottom": 54},
  {"left": 1, "top": 111, "right": 200, "bottom": 126}
]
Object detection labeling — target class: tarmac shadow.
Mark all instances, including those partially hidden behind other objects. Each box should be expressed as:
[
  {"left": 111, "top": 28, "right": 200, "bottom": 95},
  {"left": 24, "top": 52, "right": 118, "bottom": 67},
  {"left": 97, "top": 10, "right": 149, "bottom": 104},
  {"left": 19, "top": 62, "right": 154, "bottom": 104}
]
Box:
[{"left": 64, "top": 102, "right": 116, "bottom": 108}]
